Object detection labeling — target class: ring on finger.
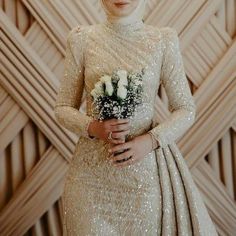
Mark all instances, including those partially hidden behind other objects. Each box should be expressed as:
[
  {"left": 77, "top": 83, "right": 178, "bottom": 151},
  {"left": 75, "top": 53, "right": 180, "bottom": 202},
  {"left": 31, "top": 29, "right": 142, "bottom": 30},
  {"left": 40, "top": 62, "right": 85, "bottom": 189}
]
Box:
[{"left": 108, "top": 131, "right": 113, "bottom": 140}]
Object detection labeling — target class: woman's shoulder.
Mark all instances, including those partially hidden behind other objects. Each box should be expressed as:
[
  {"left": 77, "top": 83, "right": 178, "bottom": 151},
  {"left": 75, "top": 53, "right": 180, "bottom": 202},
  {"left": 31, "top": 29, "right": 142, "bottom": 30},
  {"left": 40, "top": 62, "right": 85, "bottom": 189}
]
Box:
[
  {"left": 145, "top": 24, "right": 178, "bottom": 38},
  {"left": 67, "top": 24, "right": 102, "bottom": 45},
  {"left": 159, "top": 26, "right": 179, "bottom": 41},
  {"left": 67, "top": 25, "right": 87, "bottom": 40},
  {"left": 142, "top": 24, "right": 178, "bottom": 43},
  {"left": 68, "top": 24, "right": 100, "bottom": 37}
]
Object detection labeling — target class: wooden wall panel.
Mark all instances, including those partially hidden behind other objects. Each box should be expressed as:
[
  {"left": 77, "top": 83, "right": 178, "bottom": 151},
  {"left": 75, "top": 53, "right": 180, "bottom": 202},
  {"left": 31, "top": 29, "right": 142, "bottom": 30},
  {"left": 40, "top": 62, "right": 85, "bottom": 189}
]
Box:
[{"left": 0, "top": 0, "right": 235, "bottom": 235}]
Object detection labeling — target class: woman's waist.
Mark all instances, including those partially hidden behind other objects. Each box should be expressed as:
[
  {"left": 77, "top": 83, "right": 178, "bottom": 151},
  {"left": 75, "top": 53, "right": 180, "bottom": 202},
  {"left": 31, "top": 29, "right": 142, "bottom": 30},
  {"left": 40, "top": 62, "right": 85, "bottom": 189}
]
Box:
[{"left": 70, "top": 137, "right": 158, "bottom": 181}]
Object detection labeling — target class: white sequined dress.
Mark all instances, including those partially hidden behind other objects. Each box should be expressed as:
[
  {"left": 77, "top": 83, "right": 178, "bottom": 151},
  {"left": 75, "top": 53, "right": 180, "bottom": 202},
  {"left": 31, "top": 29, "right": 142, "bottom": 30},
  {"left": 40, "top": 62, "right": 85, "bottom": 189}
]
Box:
[{"left": 54, "top": 20, "right": 218, "bottom": 235}]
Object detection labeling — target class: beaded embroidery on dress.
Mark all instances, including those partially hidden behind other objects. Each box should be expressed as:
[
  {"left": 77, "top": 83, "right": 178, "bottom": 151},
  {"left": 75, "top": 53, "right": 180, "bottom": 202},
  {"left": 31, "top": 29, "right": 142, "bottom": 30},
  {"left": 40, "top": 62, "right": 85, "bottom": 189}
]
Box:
[{"left": 54, "top": 19, "right": 218, "bottom": 235}]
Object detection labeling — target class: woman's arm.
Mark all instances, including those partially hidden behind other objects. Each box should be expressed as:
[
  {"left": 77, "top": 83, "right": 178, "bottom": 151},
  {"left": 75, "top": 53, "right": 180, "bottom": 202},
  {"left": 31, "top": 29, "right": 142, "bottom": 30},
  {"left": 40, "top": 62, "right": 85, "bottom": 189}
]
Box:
[
  {"left": 54, "top": 26, "right": 93, "bottom": 138},
  {"left": 148, "top": 27, "right": 196, "bottom": 149}
]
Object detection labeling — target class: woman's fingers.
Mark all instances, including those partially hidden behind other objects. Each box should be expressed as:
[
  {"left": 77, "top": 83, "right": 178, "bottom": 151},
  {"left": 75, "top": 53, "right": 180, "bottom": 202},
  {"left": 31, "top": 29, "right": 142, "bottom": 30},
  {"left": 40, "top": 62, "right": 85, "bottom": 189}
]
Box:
[
  {"left": 105, "top": 129, "right": 129, "bottom": 144},
  {"left": 111, "top": 130, "right": 130, "bottom": 139},
  {"left": 108, "top": 138, "right": 125, "bottom": 145},
  {"left": 109, "top": 118, "right": 130, "bottom": 125},
  {"left": 101, "top": 119, "right": 131, "bottom": 144},
  {"left": 108, "top": 135, "right": 126, "bottom": 144},
  {"left": 111, "top": 149, "right": 133, "bottom": 162},
  {"left": 109, "top": 141, "right": 132, "bottom": 153},
  {"left": 110, "top": 123, "right": 130, "bottom": 132},
  {"left": 112, "top": 154, "right": 137, "bottom": 168},
  {"left": 105, "top": 132, "right": 125, "bottom": 144}
]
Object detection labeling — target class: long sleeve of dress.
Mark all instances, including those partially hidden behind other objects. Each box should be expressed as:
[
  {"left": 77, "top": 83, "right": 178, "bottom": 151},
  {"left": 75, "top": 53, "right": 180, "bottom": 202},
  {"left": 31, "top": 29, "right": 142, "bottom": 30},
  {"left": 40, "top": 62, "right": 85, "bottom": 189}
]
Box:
[
  {"left": 149, "top": 27, "right": 196, "bottom": 149},
  {"left": 54, "top": 26, "right": 93, "bottom": 138}
]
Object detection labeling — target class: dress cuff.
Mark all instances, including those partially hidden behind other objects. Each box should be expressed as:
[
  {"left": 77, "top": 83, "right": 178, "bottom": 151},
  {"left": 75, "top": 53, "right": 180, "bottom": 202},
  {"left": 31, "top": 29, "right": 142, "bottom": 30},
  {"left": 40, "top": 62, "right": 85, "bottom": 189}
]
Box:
[
  {"left": 147, "top": 131, "right": 160, "bottom": 150},
  {"left": 85, "top": 116, "right": 96, "bottom": 140},
  {"left": 148, "top": 129, "right": 167, "bottom": 149}
]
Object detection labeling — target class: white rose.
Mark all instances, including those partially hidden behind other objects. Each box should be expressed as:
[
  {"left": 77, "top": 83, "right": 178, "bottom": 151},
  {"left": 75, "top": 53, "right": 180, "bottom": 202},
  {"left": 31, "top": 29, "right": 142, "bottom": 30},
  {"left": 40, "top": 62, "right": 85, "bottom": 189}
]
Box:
[
  {"left": 117, "top": 86, "right": 127, "bottom": 99},
  {"left": 91, "top": 81, "right": 104, "bottom": 99},
  {"left": 100, "top": 75, "right": 113, "bottom": 96},
  {"left": 105, "top": 82, "right": 113, "bottom": 96},
  {"left": 100, "top": 75, "right": 111, "bottom": 83},
  {"left": 117, "top": 70, "right": 127, "bottom": 80},
  {"left": 95, "top": 81, "right": 104, "bottom": 93},
  {"left": 117, "top": 70, "right": 128, "bottom": 86},
  {"left": 118, "top": 77, "right": 128, "bottom": 87},
  {"left": 91, "top": 88, "right": 98, "bottom": 98}
]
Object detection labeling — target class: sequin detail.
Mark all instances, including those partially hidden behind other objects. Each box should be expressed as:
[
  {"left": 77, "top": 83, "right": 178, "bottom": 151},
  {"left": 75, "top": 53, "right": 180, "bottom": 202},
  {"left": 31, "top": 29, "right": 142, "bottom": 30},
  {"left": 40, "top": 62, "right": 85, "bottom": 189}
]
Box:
[
  {"left": 54, "top": 22, "right": 218, "bottom": 236},
  {"left": 149, "top": 28, "right": 196, "bottom": 149},
  {"left": 54, "top": 26, "right": 93, "bottom": 139}
]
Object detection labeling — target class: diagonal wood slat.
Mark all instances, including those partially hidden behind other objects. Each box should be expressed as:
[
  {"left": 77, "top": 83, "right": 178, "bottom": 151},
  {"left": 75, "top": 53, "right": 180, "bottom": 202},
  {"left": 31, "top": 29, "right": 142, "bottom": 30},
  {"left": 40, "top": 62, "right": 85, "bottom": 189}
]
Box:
[
  {"left": 0, "top": 97, "right": 29, "bottom": 151},
  {"left": 0, "top": 146, "right": 67, "bottom": 236},
  {"left": 184, "top": 78, "right": 236, "bottom": 167},
  {"left": 1, "top": 9, "right": 76, "bottom": 160},
  {"left": 193, "top": 160, "right": 236, "bottom": 235}
]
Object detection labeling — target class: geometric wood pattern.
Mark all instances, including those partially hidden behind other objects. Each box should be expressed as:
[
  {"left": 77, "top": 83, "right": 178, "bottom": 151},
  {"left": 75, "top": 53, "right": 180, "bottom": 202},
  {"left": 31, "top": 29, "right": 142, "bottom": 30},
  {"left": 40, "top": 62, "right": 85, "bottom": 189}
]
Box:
[{"left": 0, "top": 0, "right": 235, "bottom": 235}]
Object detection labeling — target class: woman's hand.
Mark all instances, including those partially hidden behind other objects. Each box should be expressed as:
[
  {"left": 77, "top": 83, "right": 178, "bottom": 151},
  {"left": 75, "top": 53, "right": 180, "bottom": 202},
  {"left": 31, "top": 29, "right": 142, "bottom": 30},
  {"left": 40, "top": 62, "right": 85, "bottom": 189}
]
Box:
[
  {"left": 88, "top": 118, "right": 130, "bottom": 144},
  {"left": 108, "top": 133, "right": 155, "bottom": 168}
]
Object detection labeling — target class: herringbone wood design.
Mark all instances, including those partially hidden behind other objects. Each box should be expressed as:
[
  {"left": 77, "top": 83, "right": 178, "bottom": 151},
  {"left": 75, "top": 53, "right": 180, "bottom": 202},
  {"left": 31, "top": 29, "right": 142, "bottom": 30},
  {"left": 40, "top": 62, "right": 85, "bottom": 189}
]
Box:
[{"left": 0, "top": 0, "right": 235, "bottom": 235}]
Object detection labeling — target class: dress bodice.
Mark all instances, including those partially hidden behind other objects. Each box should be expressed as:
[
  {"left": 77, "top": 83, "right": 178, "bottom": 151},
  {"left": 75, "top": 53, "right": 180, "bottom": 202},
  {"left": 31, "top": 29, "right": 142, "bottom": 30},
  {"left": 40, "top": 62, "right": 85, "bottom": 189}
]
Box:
[
  {"left": 83, "top": 21, "right": 163, "bottom": 136},
  {"left": 54, "top": 20, "right": 196, "bottom": 148}
]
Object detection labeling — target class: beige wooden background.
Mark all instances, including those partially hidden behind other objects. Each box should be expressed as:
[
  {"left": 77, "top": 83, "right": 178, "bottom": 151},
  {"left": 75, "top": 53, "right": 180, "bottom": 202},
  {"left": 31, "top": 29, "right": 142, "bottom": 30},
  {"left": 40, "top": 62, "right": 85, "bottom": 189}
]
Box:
[{"left": 0, "top": 0, "right": 236, "bottom": 235}]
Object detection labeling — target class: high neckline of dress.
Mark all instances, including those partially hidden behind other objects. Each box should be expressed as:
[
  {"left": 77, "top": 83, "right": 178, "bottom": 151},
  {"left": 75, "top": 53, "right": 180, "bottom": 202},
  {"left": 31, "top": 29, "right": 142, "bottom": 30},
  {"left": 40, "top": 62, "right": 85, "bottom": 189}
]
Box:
[{"left": 103, "top": 19, "right": 144, "bottom": 34}]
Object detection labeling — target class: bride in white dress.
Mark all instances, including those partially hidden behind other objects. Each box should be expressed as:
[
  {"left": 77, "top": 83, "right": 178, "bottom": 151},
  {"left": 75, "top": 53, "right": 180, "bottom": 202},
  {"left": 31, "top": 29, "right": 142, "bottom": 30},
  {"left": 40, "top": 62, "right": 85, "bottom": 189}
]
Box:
[{"left": 54, "top": 0, "right": 219, "bottom": 235}]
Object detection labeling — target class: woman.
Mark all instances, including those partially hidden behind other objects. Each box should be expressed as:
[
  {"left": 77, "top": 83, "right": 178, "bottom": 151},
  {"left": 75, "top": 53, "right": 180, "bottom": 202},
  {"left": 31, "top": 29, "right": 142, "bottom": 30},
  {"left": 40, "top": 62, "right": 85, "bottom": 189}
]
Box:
[{"left": 54, "top": 0, "right": 218, "bottom": 235}]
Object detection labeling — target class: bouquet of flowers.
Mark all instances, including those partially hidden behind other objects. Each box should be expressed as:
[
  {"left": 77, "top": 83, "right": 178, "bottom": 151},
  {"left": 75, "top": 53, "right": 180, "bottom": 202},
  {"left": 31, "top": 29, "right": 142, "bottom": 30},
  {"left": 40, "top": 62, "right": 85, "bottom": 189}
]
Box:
[
  {"left": 91, "top": 68, "right": 145, "bottom": 162},
  {"left": 91, "top": 68, "right": 145, "bottom": 120}
]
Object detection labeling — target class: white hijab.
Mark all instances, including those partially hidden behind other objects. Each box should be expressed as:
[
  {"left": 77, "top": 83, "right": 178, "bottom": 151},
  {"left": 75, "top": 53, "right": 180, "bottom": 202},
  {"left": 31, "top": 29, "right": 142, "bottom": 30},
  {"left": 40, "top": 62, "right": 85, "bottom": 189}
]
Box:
[{"left": 100, "top": 0, "right": 146, "bottom": 25}]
